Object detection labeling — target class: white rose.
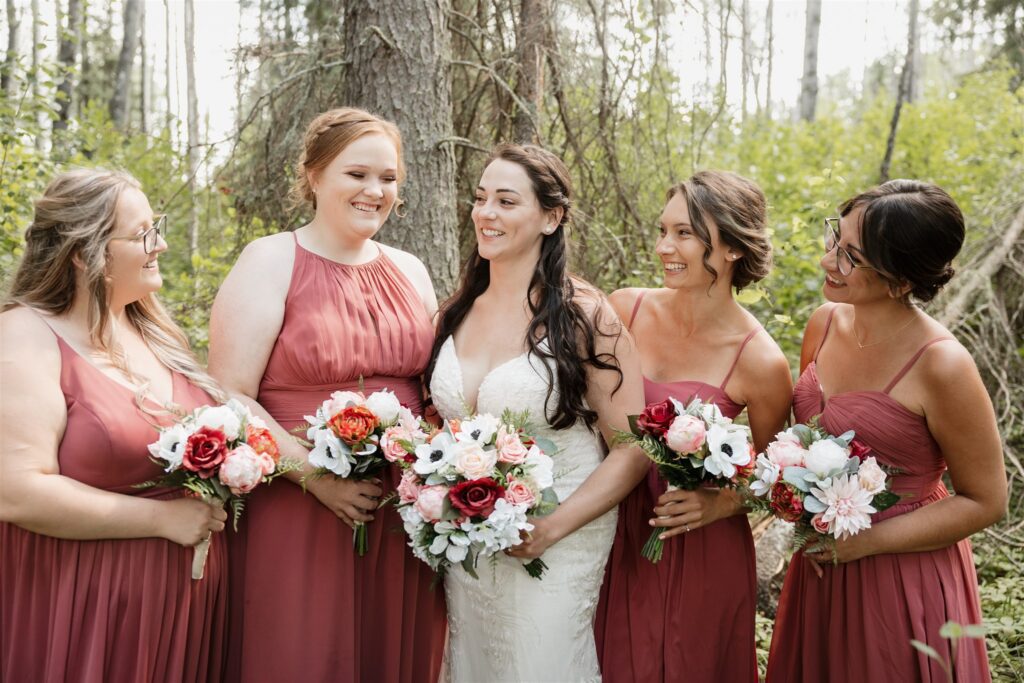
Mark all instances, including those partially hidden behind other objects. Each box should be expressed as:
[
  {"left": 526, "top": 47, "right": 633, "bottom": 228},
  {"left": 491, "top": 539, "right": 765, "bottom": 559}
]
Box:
[
  {"left": 193, "top": 405, "right": 242, "bottom": 441},
  {"left": 364, "top": 390, "right": 403, "bottom": 426},
  {"left": 452, "top": 441, "right": 498, "bottom": 479},
  {"left": 524, "top": 446, "right": 554, "bottom": 490},
  {"left": 857, "top": 456, "right": 887, "bottom": 495},
  {"left": 804, "top": 439, "right": 851, "bottom": 478},
  {"left": 148, "top": 423, "right": 189, "bottom": 471}
]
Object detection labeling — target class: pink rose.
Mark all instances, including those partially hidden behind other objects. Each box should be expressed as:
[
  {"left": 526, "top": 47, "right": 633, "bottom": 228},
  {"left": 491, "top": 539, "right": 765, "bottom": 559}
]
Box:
[
  {"left": 504, "top": 477, "right": 537, "bottom": 507},
  {"left": 381, "top": 426, "right": 415, "bottom": 463},
  {"left": 495, "top": 426, "right": 529, "bottom": 464},
  {"left": 766, "top": 439, "right": 808, "bottom": 469},
  {"left": 856, "top": 456, "right": 887, "bottom": 495},
  {"left": 414, "top": 485, "right": 448, "bottom": 522},
  {"left": 397, "top": 469, "right": 422, "bottom": 504},
  {"left": 218, "top": 444, "right": 264, "bottom": 495},
  {"left": 452, "top": 441, "right": 498, "bottom": 479},
  {"left": 255, "top": 451, "right": 276, "bottom": 475},
  {"left": 665, "top": 414, "right": 706, "bottom": 454},
  {"left": 811, "top": 512, "right": 832, "bottom": 535}
]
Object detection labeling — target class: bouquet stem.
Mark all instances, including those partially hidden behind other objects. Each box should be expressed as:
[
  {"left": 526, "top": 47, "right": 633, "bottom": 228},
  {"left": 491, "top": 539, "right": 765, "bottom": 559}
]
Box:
[
  {"left": 643, "top": 483, "right": 679, "bottom": 564},
  {"left": 192, "top": 494, "right": 223, "bottom": 580},
  {"left": 353, "top": 521, "right": 368, "bottom": 557}
]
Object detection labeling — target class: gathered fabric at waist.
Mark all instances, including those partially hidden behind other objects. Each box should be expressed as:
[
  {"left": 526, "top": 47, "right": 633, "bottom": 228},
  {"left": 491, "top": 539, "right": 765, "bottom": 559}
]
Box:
[
  {"left": 258, "top": 375, "right": 425, "bottom": 425},
  {"left": 874, "top": 477, "right": 948, "bottom": 523}
]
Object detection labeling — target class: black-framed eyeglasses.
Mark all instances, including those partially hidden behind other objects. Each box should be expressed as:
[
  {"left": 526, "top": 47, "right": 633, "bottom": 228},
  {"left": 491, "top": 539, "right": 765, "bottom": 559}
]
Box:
[
  {"left": 110, "top": 214, "right": 168, "bottom": 254},
  {"left": 823, "top": 217, "right": 877, "bottom": 277}
]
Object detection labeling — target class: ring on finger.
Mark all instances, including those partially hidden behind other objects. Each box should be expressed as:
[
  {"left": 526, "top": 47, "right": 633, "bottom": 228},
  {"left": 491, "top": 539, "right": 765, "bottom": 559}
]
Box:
[{"left": 684, "top": 524, "right": 690, "bottom": 532}]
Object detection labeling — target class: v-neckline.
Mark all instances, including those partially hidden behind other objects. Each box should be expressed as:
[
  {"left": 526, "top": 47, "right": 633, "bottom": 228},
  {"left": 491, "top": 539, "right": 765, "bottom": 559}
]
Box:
[
  {"left": 444, "top": 335, "right": 529, "bottom": 415},
  {"left": 55, "top": 335, "right": 178, "bottom": 408}
]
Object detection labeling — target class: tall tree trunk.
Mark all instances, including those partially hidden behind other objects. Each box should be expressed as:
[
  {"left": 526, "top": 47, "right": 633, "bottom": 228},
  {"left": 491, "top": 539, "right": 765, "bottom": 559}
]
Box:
[
  {"left": 164, "top": 0, "right": 172, "bottom": 130},
  {"left": 798, "top": 0, "right": 821, "bottom": 122},
  {"left": 765, "top": 0, "right": 774, "bottom": 119},
  {"left": 512, "top": 0, "right": 547, "bottom": 144},
  {"left": 339, "top": 0, "right": 460, "bottom": 296},
  {"left": 139, "top": 1, "right": 147, "bottom": 134},
  {"left": 110, "top": 0, "right": 142, "bottom": 128},
  {"left": 53, "top": 0, "right": 80, "bottom": 133},
  {"left": 879, "top": 0, "right": 919, "bottom": 183},
  {"left": 31, "top": 0, "right": 44, "bottom": 149},
  {"left": 740, "top": 0, "right": 750, "bottom": 121},
  {"left": 184, "top": 0, "right": 200, "bottom": 265},
  {"left": 2, "top": 0, "right": 21, "bottom": 95}
]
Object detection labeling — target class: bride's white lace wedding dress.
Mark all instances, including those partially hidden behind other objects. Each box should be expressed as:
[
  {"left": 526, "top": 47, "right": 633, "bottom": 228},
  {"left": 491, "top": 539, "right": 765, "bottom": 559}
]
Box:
[{"left": 430, "top": 336, "right": 617, "bottom": 682}]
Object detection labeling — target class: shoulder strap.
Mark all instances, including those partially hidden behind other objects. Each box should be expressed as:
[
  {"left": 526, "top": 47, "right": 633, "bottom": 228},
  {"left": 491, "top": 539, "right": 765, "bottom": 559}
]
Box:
[
  {"left": 720, "top": 327, "right": 762, "bottom": 390},
  {"left": 627, "top": 290, "right": 647, "bottom": 330},
  {"left": 883, "top": 337, "right": 955, "bottom": 394},
  {"left": 813, "top": 306, "right": 838, "bottom": 362}
]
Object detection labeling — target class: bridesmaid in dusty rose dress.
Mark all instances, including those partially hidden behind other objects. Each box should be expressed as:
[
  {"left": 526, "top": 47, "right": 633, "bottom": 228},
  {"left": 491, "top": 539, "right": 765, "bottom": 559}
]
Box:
[
  {"left": 594, "top": 171, "right": 792, "bottom": 682},
  {"left": 767, "top": 180, "right": 1006, "bottom": 682},
  {"left": 0, "top": 169, "right": 229, "bottom": 682},
  {"left": 209, "top": 108, "right": 445, "bottom": 682}
]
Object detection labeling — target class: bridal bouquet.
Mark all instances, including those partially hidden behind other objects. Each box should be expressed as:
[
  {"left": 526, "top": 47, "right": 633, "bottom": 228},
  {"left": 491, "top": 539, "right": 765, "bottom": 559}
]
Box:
[
  {"left": 619, "top": 396, "right": 754, "bottom": 562},
  {"left": 303, "top": 389, "right": 423, "bottom": 556},
  {"left": 743, "top": 421, "right": 899, "bottom": 554},
  {"left": 395, "top": 410, "right": 559, "bottom": 579},
  {"left": 144, "top": 399, "right": 297, "bottom": 579}
]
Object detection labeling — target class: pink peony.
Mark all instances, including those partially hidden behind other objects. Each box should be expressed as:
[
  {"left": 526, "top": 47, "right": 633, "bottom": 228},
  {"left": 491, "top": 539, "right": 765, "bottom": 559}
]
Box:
[
  {"left": 504, "top": 477, "right": 537, "bottom": 507},
  {"left": 665, "top": 414, "right": 706, "bottom": 454},
  {"left": 255, "top": 451, "right": 276, "bottom": 476},
  {"left": 397, "top": 469, "right": 422, "bottom": 504},
  {"left": 811, "top": 512, "right": 832, "bottom": 535},
  {"left": 414, "top": 485, "right": 448, "bottom": 522},
  {"left": 495, "top": 426, "right": 529, "bottom": 464},
  {"left": 218, "top": 444, "right": 264, "bottom": 495},
  {"left": 765, "top": 439, "right": 808, "bottom": 469}
]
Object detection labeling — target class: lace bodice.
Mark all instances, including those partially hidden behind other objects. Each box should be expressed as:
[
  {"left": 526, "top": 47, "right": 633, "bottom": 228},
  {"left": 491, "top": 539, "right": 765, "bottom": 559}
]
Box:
[{"left": 431, "top": 336, "right": 617, "bottom": 682}]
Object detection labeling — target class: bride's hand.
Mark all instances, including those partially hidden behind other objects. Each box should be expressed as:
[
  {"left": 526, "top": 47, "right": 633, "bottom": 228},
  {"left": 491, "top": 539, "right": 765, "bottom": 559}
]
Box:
[{"left": 505, "top": 516, "right": 560, "bottom": 560}]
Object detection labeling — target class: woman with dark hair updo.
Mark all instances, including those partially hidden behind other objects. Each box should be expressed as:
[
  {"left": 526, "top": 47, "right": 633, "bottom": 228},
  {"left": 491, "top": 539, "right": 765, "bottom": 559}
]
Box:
[
  {"left": 208, "top": 108, "right": 445, "bottom": 681},
  {"left": 0, "top": 169, "right": 228, "bottom": 682},
  {"left": 426, "top": 143, "right": 649, "bottom": 681},
  {"left": 594, "top": 170, "right": 793, "bottom": 682},
  {"left": 767, "top": 180, "right": 1006, "bottom": 682}
]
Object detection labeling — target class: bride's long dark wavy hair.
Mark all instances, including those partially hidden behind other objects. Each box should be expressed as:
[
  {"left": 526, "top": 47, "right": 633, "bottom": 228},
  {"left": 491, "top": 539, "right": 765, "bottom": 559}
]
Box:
[{"left": 426, "top": 144, "right": 622, "bottom": 431}]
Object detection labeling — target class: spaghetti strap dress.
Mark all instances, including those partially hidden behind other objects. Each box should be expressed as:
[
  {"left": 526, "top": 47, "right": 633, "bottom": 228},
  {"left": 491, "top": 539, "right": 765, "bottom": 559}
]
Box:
[
  {"left": 766, "top": 304, "right": 990, "bottom": 682},
  {"left": 595, "top": 290, "right": 760, "bottom": 682},
  {"left": 1, "top": 326, "right": 227, "bottom": 683},
  {"left": 225, "top": 236, "right": 446, "bottom": 683}
]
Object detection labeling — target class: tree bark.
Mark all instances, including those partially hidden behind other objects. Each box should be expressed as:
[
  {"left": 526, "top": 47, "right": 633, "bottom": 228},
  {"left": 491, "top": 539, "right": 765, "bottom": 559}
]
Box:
[
  {"left": 339, "top": 0, "right": 460, "bottom": 297},
  {"left": 2, "top": 0, "right": 21, "bottom": 95},
  {"left": 53, "top": 0, "right": 80, "bottom": 133},
  {"left": 164, "top": 0, "right": 172, "bottom": 130},
  {"left": 512, "top": 0, "right": 547, "bottom": 144},
  {"left": 879, "top": 0, "right": 919, "bottom": 183},
  {"left": 139, "top": 1, "right": 147, "bottom": 134},
  {"left": 765, "top": 0, "right": 774, "bottom": 119},
  {"left": 740, "top": 0, "right": 750, "bottom": 121},
  {"left": 110, "top": 0, "right": 143, "bottom": 128},
  {"left": 184, "top": 0, "right": 200, "bottom": 264},
  {"left": 31, "top": 0, "right": 44, "bottom": 148},
  {"left": 798, "top": 0, "right": 821, "bottom": 122}
]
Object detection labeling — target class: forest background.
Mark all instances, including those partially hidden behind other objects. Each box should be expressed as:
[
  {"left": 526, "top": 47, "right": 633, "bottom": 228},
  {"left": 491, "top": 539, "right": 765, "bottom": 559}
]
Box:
[{"left": 1, "top": 0, "right": 1022, "bottom": 677}]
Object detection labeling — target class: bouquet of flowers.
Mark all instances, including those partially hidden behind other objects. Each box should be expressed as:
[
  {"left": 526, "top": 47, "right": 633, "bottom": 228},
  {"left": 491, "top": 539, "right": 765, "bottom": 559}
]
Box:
[
  {"left": 394, "top": 410, "right": 559, "bottom": 579},
  {"left": 144, "top": 399, "right": 297, "bottom": 579},
  {"left": 303, "top": 389, "right": 422, "bottom": 556},
  {"left": 743, "top": 420, "right": 899, "bottom": 554},
  {"left": 620, "top": 396, "right": 754, "bottom": 562}
]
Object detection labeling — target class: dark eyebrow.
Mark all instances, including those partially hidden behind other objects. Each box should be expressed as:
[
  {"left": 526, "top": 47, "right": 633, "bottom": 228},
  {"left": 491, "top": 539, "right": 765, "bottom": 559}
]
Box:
[
  {"left": 660, "top": 221, "right": 692, "bottom": 229},
  {"left": 476, "top": 186, "right": 522, "bottom": 195}
]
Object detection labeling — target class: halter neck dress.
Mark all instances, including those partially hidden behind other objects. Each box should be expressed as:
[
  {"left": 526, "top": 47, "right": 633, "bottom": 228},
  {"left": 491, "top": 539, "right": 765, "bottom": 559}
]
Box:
[
  {"left": 766, "top": 304, "right": 990, "bottom": 682},
  {"left": 1, "top": 321, "right": 227, "bottom": 682},
  {"left": 595, "top": 290, "right": 760, "bottom": 682},
  {"left": 225, "top": 236, "right": 446, "bottom": 682}
]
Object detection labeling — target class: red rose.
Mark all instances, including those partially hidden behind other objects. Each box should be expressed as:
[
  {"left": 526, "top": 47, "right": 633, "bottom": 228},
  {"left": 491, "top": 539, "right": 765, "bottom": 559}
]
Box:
[
  {"left": 246, "top": 424, "right": 280, "bottom": 463},
  {"left": 448, "top": 478, "right": 505, "bottom": 519},
  {"left": 328, "top": 405, "right": 379, "bottom": 445},
  {"left": 182, "top": 426, "right": 228, "bottom": 479},
  {"left": 636, "top": 399, "right": 676, "bottom": 438},
  {"left": 770, "top": 481, "right": 805, "bottom": 523},
  {"left": 849, "top": 439, "right": 872, "bottom": 461}
]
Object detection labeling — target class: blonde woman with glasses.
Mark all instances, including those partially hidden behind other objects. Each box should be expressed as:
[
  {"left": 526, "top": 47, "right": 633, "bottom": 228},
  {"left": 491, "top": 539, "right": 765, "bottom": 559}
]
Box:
[{"left": 0, "top": 169, "right": 229, "bottom": 682}]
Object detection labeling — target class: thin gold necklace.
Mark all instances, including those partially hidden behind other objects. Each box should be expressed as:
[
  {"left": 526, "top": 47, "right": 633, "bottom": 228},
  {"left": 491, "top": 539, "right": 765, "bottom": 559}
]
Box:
[{"left": 853, "top": 309, "right": 919, "bottom": 349}]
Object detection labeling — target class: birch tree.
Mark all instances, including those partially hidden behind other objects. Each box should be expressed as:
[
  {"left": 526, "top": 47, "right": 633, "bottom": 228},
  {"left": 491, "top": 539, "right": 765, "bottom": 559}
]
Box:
[{"left": 798, "top": 0, "right": 821, "bottom": 122}]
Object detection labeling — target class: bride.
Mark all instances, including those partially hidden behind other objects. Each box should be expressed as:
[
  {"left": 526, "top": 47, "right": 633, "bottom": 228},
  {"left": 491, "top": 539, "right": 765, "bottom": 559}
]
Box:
[{"left": 426, "top": 144, "right": 648, "bottom": 681}]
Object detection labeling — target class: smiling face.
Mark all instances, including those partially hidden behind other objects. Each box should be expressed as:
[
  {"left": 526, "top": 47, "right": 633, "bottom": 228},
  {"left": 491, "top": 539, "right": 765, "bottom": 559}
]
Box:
[
  {"left": 104, "top": 187, "right": 167, "bottom": 308},
  {"left": 309, "top": 132, "right": 399, "bottom": 241},
  {"left": 471, "top": 158, "right": 559, "bottom": 264},
  {"left": 655, "top": 192, "right": 736, "bottom": 291},
  {"left": 820, "top": 204, "right": 893, "bottom": 304}
]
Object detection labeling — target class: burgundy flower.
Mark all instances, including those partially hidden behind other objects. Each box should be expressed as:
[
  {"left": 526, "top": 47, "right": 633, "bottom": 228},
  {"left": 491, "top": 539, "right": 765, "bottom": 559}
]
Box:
[
  {"left": 849, "top": 439, "right": 873, "bottom": 461},
  {"left": 182, "top": 426, "right": 228, "bottom": 479},
  {"left": 770, "top": 481, "right": 805, "bottom": 523},
  {"left": 448, "top": 478, "right": 505, "bottom": 519},
  {"left": 636, "top": 399, "right": 676, "bottom": 438}
]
